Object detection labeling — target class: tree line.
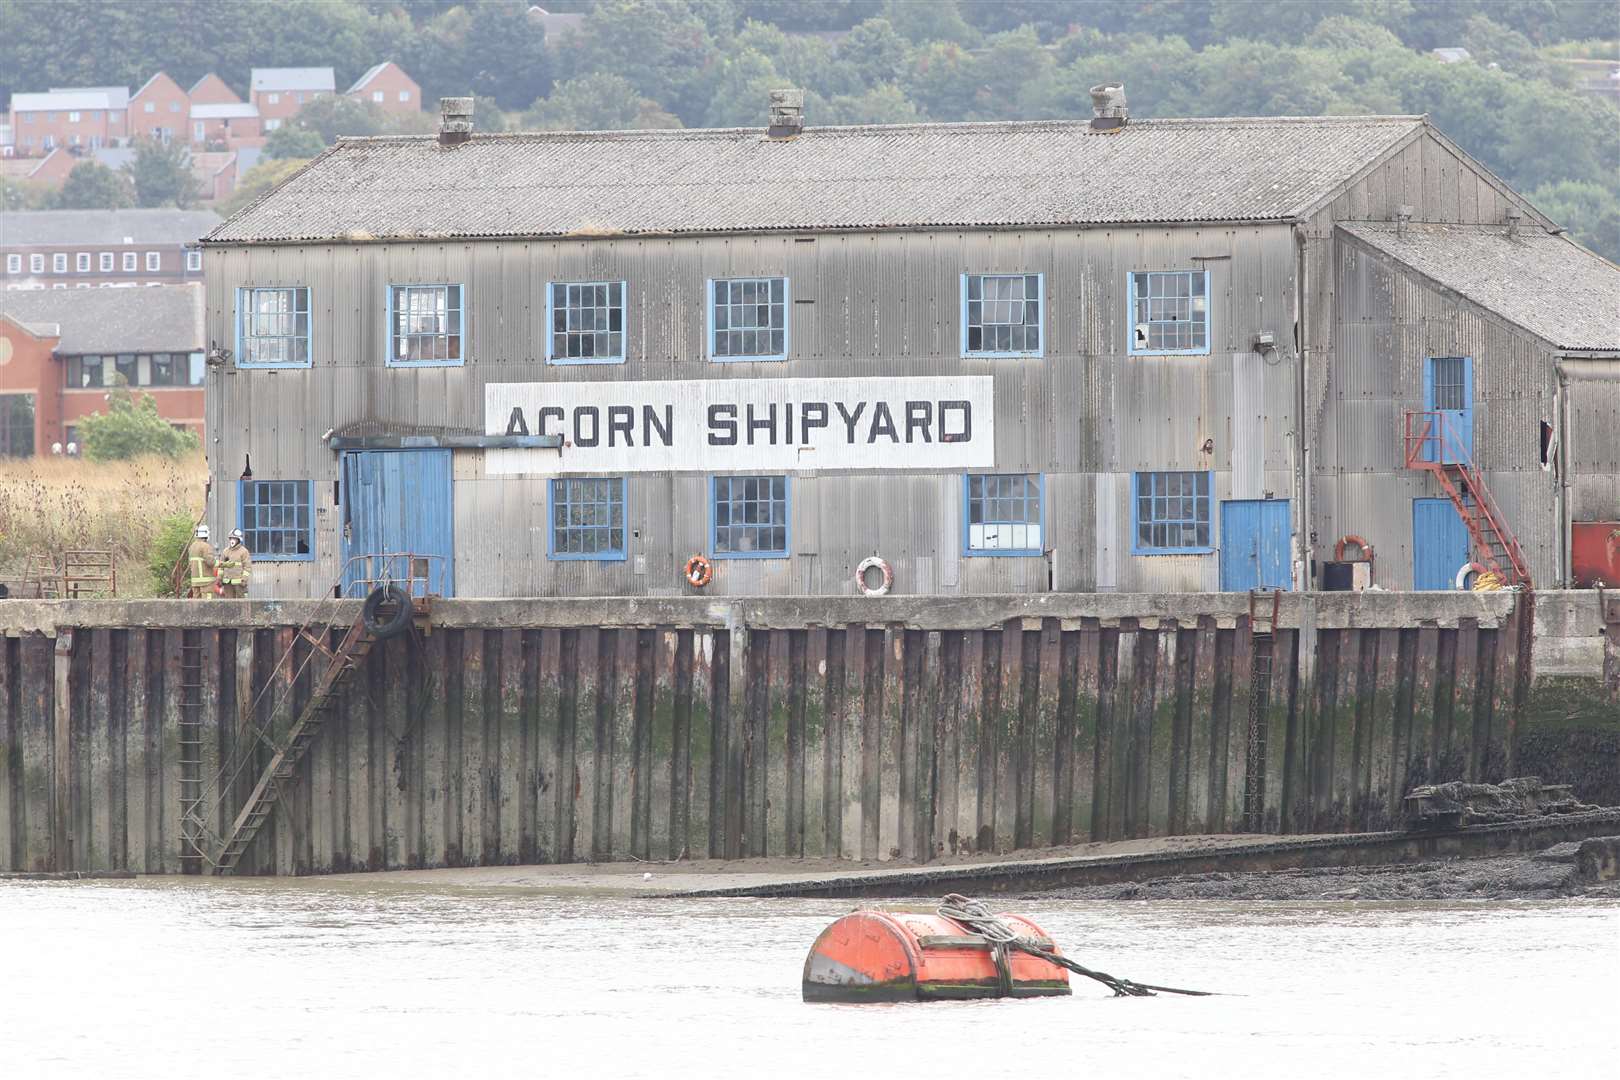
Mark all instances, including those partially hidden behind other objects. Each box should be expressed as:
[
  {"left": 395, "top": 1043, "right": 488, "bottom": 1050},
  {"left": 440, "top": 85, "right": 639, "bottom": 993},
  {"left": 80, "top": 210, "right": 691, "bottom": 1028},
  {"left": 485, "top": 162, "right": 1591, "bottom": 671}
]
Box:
[{"left": 3, "top": 1, "right": 1615, "bottom": 257}]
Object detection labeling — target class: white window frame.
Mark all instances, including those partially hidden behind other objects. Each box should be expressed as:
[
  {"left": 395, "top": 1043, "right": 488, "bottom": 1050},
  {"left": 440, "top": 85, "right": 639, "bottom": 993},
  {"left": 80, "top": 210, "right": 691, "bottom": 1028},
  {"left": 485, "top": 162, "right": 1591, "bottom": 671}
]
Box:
[
  {"left": 30, "top": 254, "right": 45, "bottom": 273},
  {"left": 6, "top": 255, "right": 20, "bottom": 274},
  {"left": 372, "top": 90, "right": 384, "bottom": 103},
  {"left": 186, "top": 249, "right": 202, "bottom": 272},
  {"left": 267, "top": 93, "right": 280, "bottom": 105},
  {"left": 100, "top": 252, "right": 113, "bottom": 272},
  {"left": 145, "top": 251, "right": 161, "bottom": 272},
  {"left": 52, "top": 253, "right": 67, "bottom": 273},
  {"left": 77, "top": 252, "right": 90, "bottom": 272},
  {"left": 399, "top": 90, "right": 410, "bottom": 102},
  {"left": 68, "top": 111, "right": 80, "bottom": 122},
  {"left": 144, "top": 101, "right": 155, "bottom": 113},
  {"left": 122, "top": 252, "right": 137, "bottom": 272}
]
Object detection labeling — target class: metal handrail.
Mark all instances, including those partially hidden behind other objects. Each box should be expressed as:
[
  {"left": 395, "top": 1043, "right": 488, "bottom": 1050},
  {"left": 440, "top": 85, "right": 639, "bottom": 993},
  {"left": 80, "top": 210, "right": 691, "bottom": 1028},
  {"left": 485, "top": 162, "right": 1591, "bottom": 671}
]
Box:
[
  {"left": 1402, "top": 409, "right": 1531, "bottom": 584},
  {"left": 340, "top": 551, "right": 447, "bottom": 599}
]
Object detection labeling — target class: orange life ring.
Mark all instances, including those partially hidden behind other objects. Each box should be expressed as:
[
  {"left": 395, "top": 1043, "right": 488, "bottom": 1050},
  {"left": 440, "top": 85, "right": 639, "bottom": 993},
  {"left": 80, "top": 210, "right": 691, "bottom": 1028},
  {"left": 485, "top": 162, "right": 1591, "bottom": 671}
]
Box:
[
  {"left": 1335, "top": 534, "right": 1374, "bottom": 562},
  {"left": 855, "top": 556, "right": 893, "bottom": 597},
  {"left": 684, "top": 554, "right": 713, "bottom": 588}
]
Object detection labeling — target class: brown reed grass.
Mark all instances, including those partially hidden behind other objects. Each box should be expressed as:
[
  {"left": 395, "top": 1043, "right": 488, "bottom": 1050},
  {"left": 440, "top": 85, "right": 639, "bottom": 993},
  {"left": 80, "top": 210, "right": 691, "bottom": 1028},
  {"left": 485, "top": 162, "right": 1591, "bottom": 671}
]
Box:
[{"left": 0, "top": 452, "right": 207, "bottom": 596}]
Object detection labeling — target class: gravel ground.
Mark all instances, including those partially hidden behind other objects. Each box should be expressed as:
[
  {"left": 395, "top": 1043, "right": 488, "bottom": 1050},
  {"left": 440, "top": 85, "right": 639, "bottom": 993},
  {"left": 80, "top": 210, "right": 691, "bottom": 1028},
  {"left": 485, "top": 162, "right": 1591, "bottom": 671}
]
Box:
[{"left": 1021, "top": 841, "right": 1620, "bottom": 901}]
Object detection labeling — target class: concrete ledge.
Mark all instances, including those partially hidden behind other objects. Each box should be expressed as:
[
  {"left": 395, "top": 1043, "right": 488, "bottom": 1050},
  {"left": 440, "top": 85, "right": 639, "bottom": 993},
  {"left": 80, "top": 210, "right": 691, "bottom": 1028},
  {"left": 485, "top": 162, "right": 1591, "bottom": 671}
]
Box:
[{"left": 0, "top": 588, "right": 1534, "bottom": 635}]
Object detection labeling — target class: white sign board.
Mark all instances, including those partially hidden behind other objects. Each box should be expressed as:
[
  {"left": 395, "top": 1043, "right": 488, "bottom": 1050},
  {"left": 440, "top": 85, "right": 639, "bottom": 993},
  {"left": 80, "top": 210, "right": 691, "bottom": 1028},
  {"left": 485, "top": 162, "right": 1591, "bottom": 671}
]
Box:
[{"left": 485, "top": 376, "right": 995, "bottom": 474}]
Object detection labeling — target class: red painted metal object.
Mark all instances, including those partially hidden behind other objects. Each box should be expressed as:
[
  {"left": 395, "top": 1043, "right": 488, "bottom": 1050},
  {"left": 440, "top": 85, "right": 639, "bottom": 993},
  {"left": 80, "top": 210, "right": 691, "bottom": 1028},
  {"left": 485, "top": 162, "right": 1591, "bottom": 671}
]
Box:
[
  {"left": 802, "top": 909, "right": 1071, "bottom": 1002},
  {"left": 1572, "top": 522, "right": 1620, "bottom": 588},
  {"left": 1402, "top": 410, "right": 1531, "bottom": 587}
]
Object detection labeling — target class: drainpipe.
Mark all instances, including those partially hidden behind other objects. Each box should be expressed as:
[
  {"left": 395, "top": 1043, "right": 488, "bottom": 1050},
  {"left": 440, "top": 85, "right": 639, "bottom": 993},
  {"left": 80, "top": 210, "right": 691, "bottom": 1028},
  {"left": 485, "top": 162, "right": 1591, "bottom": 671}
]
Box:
[
  {"left": 1556, "top": 364, "right": 1572, "bottom": 587},
  {"left": 1293, "top": 223, "right": 1311, "bottom": 591}
]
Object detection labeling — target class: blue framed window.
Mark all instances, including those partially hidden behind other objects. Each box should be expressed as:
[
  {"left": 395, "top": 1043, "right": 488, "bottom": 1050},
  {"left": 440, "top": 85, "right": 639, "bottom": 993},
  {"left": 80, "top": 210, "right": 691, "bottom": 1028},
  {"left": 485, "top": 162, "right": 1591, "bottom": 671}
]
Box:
[
  {"left": 709, "top": 277, "right": 788, "bottom": 361},
  {"left": 238, "top": 479, "right": 313, "bottom": 561},
  {"left": 1132, "top": 471, "right": 1213, "bottom": 554},
  {"left": 236, "top": 286, "right": 311, "bottom": 368},
  {"left": 548, "top": 477, "right": 627, "bottom": 561},
  {"left": 962, "top": 273, "right": 1043, "bottom": 357},
  {"left": 387, "top": 284, "right": 462, "bottom": 366},
  {"left": 964, "top": 473, "right": 1043, "bottom": 556},
  {"left": 1128, "top": 270, "right": 1209, "bottom": 355},
  {"left": 547, "top": 281, "right": 625, "bottom": 364},
  {"left": 711, "top": 475, "right": 788, "bottom": 558}
]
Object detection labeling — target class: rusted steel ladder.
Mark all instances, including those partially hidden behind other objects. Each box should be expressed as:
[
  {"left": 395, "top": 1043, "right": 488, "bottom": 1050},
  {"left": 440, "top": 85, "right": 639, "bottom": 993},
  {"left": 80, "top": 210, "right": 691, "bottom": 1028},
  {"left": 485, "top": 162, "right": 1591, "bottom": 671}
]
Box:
[
  {"left": 1243, "top": 589, "right": 1281, "bottom": 832},
  {"left": 203, "top": 618, "right": 376, "bottom": 874},
  {"left": 1403, "top": 410, "right": 1532, "bottom": 586}
]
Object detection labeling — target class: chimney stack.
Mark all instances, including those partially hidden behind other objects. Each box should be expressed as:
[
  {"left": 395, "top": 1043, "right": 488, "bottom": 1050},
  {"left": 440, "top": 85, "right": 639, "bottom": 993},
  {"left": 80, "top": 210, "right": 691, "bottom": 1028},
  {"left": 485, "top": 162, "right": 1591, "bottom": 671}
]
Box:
[
  {"left": 1396, "top": 204, "right": 1414, "bottom": 238},
  {"left": 1089, "top": 83, "right": 1127, "bottom": 131},
  {"left": 439, "top": 97, "right": 474, "bottom": 147},
  {"left": 767, "top": 88, "right": 805, "bottom": 139},
  {"left": 1505, "top": 206, "right": 1523, "bottom": 239}
]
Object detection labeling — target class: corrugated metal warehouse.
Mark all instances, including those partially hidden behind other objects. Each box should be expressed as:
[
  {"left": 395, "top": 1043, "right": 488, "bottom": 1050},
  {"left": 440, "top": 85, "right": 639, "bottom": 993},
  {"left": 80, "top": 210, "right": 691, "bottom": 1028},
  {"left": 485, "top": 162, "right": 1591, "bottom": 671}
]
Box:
[{"left": 198, "top": 93, "right": 1620, "bottom": 599}]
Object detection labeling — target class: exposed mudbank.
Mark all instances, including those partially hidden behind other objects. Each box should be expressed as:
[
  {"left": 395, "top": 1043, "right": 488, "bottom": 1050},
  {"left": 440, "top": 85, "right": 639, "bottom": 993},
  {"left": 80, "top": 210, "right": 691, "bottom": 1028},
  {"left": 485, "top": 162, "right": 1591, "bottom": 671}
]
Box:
[{"left": 1020, "top": 837, "right": 1620, "bottom": 901}]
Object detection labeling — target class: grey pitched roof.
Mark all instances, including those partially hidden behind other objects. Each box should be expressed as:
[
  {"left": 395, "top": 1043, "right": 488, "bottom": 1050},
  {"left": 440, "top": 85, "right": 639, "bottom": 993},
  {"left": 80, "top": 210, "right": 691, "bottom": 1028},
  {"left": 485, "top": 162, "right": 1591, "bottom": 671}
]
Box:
[
  {"left": 251, "top": 67, "right": 335, "bottom": 93},
  {"left": 208, "top": 114, "right": 1425, "bottom": 244},
  {"left": 0, "top": 208, "right": 221, "bottom": 247},
  {"left": 0, "top": 284, "right": 204, "bottom": 354},
  {"left": 1339, "top": 222, "right": 1620, "bottom": 352},
  {"left": 347, "top": 62, "right": 393, "bottom": 94}
]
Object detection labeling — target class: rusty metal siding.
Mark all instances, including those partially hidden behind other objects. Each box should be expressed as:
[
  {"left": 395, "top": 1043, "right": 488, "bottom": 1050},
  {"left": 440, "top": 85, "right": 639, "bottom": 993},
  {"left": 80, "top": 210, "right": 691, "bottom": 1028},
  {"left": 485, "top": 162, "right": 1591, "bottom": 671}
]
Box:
[
  {"left": 1322, "top": 228, "right": 1564, "bottom": 589},
  {"left": 206, "top": 223, "right": 1303, "bottom": 598}
]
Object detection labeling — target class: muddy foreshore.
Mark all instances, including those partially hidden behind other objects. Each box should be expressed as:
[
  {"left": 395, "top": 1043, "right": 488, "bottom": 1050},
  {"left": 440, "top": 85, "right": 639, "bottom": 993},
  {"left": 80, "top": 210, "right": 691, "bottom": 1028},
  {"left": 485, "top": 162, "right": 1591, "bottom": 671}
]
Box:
[{"left": 1017, "top": 839, "right": 1620, "bottom": 902}]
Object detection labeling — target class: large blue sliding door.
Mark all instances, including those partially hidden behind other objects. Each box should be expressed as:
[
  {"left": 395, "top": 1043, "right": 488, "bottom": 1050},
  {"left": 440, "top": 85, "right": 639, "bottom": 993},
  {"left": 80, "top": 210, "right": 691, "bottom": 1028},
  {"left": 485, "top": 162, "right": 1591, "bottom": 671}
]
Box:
[{"left": 341, "top": 450, "right": 454, "bottom": 597}]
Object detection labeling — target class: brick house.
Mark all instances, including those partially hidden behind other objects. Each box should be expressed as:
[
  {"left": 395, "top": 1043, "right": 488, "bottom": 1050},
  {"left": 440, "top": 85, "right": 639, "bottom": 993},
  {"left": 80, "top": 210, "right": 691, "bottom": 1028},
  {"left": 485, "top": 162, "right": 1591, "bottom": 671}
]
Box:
[
  {"left": 1, "top": 208, "right": 219, "bottom": 289},
  {"left": 190, "top": 151, "right": 239, "bottom": 203},
  {"left": 128, "top": 72, "right": 189, "bottom": 144},
  {"left": 191, "top": 103, "right": 263, "bottom": 149},
  {"left": 0, "top": 284, "right": 206, "bottom": 456},
  {"left": 0, "top": 147, "right": 77, "bottom": 192},
  {"left": 8, "top": 88, "right": 125, "bottom": 154},
  {"left": 250, "top": 68, "right": 335, "bottom": 130},
  {"left": 188, "top": 73, "right": 240, "bottom": 107},
  {"left": 346, "top": 61, "right": 421, "bottom": 114}
]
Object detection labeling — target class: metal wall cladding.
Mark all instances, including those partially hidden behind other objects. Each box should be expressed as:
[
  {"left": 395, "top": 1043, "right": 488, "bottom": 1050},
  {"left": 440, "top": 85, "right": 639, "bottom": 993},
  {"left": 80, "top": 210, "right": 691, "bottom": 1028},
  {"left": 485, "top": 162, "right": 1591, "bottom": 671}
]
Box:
[
  {"left": 1315, "top": 228, "right": 1578, "bottom": 588},
  {"left": 206, "top": 224, "right": 1301, "bottom": 598},
  {"left": 1, "top": 594, "right": 1545, "bottom": 875}
]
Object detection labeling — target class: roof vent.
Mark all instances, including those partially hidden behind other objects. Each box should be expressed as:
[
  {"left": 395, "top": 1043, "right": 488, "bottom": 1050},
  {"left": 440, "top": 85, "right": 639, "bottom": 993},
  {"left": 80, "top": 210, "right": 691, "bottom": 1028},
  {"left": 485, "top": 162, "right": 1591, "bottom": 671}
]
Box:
[
  {"left": 1396, "top": 204, "right": 1413, "bottom": 237},
  {"left": 767, "top": 88, "right": 805, "bottom": 139},
  {"left": 1505, "top": 206, "right": 1522, "bottom": 239},
  {"left": 1089, "top": 83, "right": 1127, "bottom": 131},
  {"left": 439, "top": 97, "right": 473, "bottom": 147}
]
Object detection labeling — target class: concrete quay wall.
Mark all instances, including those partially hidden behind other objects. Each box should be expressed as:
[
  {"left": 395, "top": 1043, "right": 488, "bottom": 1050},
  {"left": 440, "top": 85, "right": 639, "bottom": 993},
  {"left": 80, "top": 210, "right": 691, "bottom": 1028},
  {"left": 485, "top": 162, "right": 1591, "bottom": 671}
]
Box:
[{"left": 0, "top": 591, "right": 1614, "bottom": 876}]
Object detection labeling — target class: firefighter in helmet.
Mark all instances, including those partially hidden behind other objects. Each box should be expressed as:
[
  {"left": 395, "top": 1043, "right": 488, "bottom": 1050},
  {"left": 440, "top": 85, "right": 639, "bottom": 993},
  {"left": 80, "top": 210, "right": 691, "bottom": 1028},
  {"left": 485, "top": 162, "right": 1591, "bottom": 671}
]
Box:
[
  {"left": 217, "top": 528, "right": 253, "bottom": 599},
  {"left": 185, "top": 524, "right": 217, "bottom": 599}
]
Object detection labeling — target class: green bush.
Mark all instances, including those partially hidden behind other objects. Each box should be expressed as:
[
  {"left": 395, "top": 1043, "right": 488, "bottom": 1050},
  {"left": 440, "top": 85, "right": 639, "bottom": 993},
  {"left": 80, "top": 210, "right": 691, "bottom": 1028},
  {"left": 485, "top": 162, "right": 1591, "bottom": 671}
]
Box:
[
  {"left": 78, "top": 387, "right": 201, "bottom": 462},
  {"left": 147, "top": 512, "right": 198, "bottom": 597}
]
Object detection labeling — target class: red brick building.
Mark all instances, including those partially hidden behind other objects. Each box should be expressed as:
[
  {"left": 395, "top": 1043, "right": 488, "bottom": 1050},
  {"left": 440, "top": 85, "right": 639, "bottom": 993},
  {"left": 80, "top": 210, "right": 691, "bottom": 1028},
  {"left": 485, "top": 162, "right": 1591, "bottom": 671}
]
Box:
[
  {"left": 8, "top": 88, "right": 127, "bottom": 154},
  {"left": 187, "top": 73, "right": 240, "bottom": 107},
  {"left": 250, "top": 67, "right": 335, "bottom": 129},
  {"left": 1, "top": 208, "right": 219, "bottom": 289},
  {"left": 346, "top": 61, "right": 421, "bottom": 115},
  {"left": 0, "top": 284, "right": 206, "bottom": 456},
  {"left": 128, "top": 72, "right": 190, "bottom": 144}
]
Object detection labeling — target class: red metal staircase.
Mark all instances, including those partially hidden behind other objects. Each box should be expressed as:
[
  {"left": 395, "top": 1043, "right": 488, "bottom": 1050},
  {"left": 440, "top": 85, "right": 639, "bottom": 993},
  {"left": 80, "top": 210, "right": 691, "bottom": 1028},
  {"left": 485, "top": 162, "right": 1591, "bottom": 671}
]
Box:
[{"left": 1403, "top": 410, "right": 1532, "bottom": 587}]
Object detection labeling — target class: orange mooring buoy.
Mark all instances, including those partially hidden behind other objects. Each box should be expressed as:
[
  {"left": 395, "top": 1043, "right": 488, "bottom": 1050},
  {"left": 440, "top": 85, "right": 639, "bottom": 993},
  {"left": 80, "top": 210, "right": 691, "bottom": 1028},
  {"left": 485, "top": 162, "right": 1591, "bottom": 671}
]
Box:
[{"left": 802, "top": 908, "right": 1072, "bottom": 1002}]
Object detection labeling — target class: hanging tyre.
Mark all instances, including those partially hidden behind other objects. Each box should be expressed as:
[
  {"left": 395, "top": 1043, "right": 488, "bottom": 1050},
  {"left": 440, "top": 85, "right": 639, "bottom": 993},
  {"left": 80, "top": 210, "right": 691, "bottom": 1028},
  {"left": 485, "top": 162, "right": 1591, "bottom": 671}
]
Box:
[{"left": 362, "top": 584, "right": 413, "bottom": 639}]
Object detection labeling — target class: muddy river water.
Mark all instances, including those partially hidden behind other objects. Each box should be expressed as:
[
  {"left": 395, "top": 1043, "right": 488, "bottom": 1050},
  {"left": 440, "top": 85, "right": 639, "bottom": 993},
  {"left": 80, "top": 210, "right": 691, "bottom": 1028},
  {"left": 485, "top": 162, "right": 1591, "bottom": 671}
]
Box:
[{"left": 1, "top": 879, "right": 1614, "bottom": 1079}]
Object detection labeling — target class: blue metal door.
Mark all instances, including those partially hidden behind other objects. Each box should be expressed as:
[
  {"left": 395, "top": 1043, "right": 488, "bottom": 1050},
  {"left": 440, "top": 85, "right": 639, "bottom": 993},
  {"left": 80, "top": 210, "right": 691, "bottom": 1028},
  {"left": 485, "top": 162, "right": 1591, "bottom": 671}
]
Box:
[
  {"left": 1412, "top": 497, "right": 1469, "bottom": 590},
  {"left": 1219, "top": 499, "right": 1292, "bottom": 591},
  {"left": 1423, "top": 356, "right": 1473, "bottom": 463},
  {"left": 341, "top": 450, "right": 454, "bottom": 597}
]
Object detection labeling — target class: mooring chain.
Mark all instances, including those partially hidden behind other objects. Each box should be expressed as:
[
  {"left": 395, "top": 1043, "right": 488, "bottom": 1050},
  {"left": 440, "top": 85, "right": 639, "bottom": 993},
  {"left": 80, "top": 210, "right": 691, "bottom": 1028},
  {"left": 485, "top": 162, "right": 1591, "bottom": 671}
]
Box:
[{"left": 935, "top": 894, "right": 1214, "bottom": 998}]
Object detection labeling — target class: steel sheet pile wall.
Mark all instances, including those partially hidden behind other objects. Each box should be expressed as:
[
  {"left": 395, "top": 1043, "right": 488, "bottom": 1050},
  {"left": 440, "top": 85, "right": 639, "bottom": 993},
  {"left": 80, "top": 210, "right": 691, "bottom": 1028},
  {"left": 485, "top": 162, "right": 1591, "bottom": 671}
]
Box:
[{"left": 2, "top": 593, "right": 1581, "bottom": 876}]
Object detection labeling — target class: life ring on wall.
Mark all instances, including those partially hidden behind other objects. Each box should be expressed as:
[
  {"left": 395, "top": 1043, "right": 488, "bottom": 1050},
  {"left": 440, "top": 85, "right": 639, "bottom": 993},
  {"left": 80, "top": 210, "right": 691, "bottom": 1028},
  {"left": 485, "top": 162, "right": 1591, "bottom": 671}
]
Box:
[
  {"left": 1334, "top": 534, "right": 1375, "bottom": 563},
  {"left": 1454, "top": 561, "right": 1490, "bottom": 591},
  {"left": 856, "top": 556, "right": 893, "bottom": 597},
  {"left": 684, "top": 554, "right": 713, "bottom": 588}
]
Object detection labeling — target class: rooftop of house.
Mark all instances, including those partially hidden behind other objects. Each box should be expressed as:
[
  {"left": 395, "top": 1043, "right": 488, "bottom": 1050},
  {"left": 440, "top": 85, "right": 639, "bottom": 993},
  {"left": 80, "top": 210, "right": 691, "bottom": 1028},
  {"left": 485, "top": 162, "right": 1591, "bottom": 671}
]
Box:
[
  {"left": 348, "top": 61, "right": 412, "bottom": 94},
  {"left": 209, "top": 113, "right": 1435, "bottom": 245},
  {"left": 250, "top": 67, "right": 336, "bottom": 93},
  {"left": 191, "top": 102, "right": 260, "bottom": 120},
  {"left": 11, "top": 89, "right": 122, "bottom": 112},
  {"left": 1340, "top": 222, "right": 1620, "bottom": 352},
  {"left": 1, "top": 207, "right": 223, "bottom": 248},
  {"left": 48, "top": 85, "right": 131, "bottom": 110},
  {"left": 0, "top": 283, "right": 204, "bottom": 354}
]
